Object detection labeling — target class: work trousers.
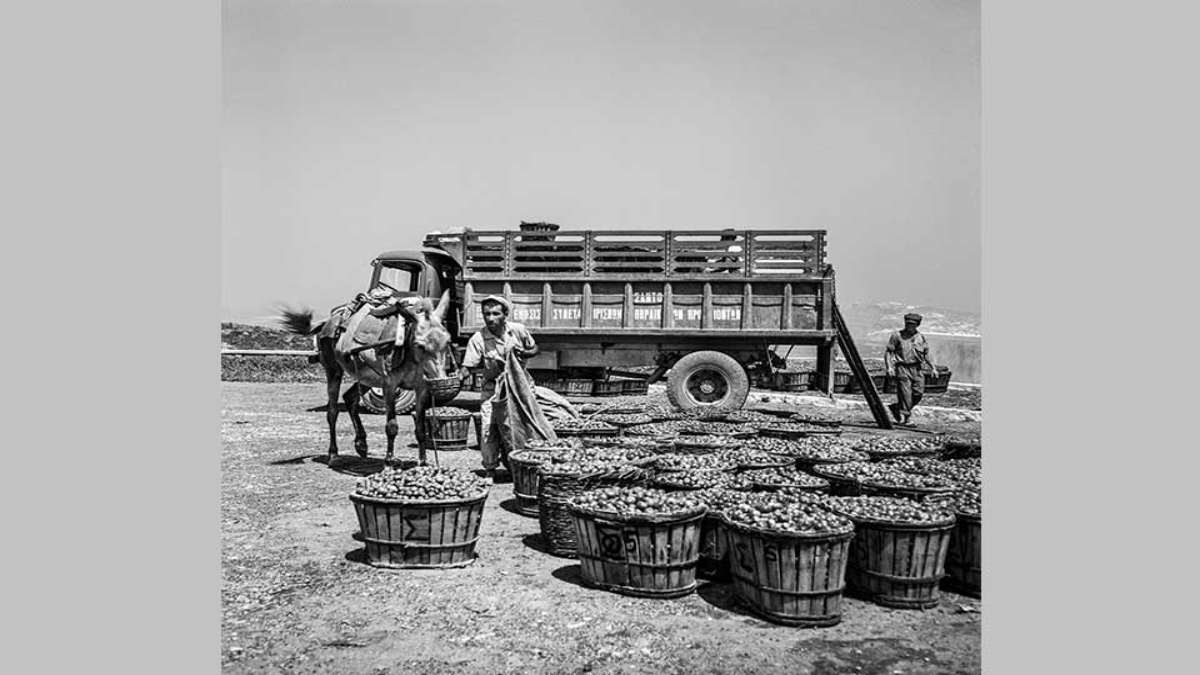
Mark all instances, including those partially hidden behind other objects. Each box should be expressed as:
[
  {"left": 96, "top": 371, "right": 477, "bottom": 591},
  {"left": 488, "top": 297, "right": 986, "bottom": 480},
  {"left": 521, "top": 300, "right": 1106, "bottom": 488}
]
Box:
[
  {"left": 478, "top": 389, "right": 508, "bottom": 471},
  {"left": 894, "top": 364, "right": 926, "bottom": 417}
]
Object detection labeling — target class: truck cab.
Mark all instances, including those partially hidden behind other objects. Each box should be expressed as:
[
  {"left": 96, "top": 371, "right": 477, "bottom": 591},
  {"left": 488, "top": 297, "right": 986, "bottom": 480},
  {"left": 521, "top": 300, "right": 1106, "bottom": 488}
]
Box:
[{"left": 368, "top": 248, "right": 466, "bottom": 340}]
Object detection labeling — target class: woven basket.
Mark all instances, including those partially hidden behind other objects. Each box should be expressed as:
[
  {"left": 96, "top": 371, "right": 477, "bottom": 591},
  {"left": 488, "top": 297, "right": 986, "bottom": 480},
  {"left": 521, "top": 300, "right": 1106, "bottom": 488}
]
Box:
[
  {"left": 725, "top": 518, "right": 855, "bottom": 626},
  {"left": 570, "top": 504, "right": 707, "bottom": 598},
  {"left": 424, "top": 376, "right": 462, "bottom": 404},
  {"left": 536, "top": 466, "right": 650, "bottom": 557}
]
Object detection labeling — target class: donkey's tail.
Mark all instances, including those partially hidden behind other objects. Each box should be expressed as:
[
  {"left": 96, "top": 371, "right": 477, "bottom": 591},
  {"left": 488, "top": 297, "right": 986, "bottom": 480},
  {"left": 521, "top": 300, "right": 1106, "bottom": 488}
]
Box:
[{"left": 278, "top": 307, "right": 324, "bottom": 336}]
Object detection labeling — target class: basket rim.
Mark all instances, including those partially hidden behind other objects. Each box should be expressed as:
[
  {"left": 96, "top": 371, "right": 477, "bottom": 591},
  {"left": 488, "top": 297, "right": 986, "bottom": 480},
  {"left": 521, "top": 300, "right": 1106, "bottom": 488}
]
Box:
[
  {"left": 568, "top": 502, "right": 708, "bottom": 523},
  {"left": 721, "top": 514, "right": 855, "bottom": 540},
  {"left": 349, "top": 491, "right": 489, "bottom": 507},
  {"left": 858, "top": 478, "right": 958, "bottom": 493},
  {"left": 536, "top": 462, "right": 651, "bottom": 479},
  {"left": 749, "top": 478, "right": 831, "bottom": 491},
  {"left": 824, "top": 506, "right": 957, "bottom": 529}
]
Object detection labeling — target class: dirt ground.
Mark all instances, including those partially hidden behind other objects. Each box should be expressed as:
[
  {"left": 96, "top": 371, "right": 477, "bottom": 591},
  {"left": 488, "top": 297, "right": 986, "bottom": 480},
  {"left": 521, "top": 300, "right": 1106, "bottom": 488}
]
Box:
[{"left": 222, "top": 382, "right": 981, "bottom": 674}]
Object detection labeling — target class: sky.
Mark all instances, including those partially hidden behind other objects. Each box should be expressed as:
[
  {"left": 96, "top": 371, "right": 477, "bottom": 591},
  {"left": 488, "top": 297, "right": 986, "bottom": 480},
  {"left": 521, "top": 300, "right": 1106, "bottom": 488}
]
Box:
[{"left": 222, "top": 0, "right": 979, "bottom": 324}]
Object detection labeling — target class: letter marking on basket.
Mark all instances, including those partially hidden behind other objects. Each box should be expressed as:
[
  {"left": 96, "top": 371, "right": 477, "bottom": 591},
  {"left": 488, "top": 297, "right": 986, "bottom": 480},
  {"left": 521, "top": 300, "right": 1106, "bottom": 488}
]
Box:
[
  {"left": 598, "top": 525, "right": 626, "bottom": 561},
  {"left": 403, "top": 513, "right": 430, "bottom": 540},
  {"left": 735, "top": 542, "right": 754, "bottom": 573},
  {"left": 623, "top": 530, "right": 640, "bottom": 557}
]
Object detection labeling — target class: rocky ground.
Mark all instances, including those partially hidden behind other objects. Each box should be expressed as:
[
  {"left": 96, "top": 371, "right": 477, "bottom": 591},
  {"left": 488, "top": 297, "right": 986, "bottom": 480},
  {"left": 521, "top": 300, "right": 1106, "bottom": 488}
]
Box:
[{"left": 222, "top": 382, "right": 981, "bottom": 674}]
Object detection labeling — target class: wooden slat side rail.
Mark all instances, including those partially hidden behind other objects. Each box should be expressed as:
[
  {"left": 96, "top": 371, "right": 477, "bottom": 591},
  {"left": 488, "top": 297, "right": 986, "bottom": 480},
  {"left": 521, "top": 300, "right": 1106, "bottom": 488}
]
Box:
[
  {"left": 443, "top": 229, "right": 828, "bottom": 280},
  {"left": 831, "top": 300, "right": 893, "bottom": 430}
]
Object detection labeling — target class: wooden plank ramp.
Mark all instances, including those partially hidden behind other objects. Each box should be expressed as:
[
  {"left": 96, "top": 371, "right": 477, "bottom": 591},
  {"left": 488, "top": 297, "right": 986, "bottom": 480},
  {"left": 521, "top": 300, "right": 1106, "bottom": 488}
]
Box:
[{"left": 831, "top": 301, "right": 893, "bottom": 430}]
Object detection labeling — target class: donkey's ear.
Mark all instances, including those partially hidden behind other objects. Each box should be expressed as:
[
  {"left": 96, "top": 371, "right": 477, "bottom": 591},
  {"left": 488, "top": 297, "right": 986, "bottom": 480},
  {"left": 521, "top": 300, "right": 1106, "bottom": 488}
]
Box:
[{"left": 431, "top": 290, "right": 451, "bottom": 323}]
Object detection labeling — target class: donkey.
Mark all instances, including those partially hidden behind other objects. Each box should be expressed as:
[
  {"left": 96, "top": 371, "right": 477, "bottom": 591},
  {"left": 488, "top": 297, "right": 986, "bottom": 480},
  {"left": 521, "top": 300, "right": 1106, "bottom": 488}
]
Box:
[{"left": 280, "top": 291, "right": 453, "bottom": 465}]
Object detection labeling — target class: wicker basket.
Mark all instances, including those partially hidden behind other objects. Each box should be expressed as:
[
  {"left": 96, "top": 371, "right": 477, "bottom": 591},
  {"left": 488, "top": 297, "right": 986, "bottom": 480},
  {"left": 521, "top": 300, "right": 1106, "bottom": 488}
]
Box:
[
  {"left": 424, "top": 376, "right": 462, "bottom": 404},
  {"left": 725, "top": 518, "right": 855, "bottom": 626},
  {"left": 837, "top": 513, "right": 957, "bottom": 609},
  {"left": 570, "top": 504, "right": 707, "bottom": 598},
  {"left": 944, "top": 511, "right": 981, "bottom": 597},
  {"left": 536, "top": 466, "right": 649, "bottom": 557},
  {"left": 349, "top": 492, "right": 487, "bottom": 569}
]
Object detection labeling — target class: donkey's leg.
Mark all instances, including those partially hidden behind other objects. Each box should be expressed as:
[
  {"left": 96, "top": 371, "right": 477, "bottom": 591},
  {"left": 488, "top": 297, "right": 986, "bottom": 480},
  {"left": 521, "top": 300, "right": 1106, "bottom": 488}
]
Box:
[
  {"left": 343, "top": 384, "right": 368, "bottom": 458},
  {"left": 382, "top": 379, "right": 400, "bottom": 465},
  {"left": 324, "top": 370, "right": 343, "bottom": 459}
]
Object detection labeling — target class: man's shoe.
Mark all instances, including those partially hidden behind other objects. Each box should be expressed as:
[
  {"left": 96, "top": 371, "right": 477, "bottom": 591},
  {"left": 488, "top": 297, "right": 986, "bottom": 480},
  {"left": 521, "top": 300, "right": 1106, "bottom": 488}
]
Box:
[{"left": 888, "top": 403, "right": 902, "bottom": 423}]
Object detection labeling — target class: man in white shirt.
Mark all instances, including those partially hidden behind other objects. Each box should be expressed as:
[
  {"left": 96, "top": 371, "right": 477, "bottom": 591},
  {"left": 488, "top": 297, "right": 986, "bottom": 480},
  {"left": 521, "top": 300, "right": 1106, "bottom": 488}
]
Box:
[
  {"left": 883, "top": 313, "right": 938, "bottom": 426},
  {"left": 460, "top": 295, "right": 540, "bottom": 476}
]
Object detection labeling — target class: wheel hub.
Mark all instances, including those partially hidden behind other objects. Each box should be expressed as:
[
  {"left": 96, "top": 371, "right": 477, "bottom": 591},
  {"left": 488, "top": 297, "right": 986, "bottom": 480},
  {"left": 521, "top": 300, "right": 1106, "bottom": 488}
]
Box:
[{"left": 686, "top": 368, "right": 729, "bottom": 404}]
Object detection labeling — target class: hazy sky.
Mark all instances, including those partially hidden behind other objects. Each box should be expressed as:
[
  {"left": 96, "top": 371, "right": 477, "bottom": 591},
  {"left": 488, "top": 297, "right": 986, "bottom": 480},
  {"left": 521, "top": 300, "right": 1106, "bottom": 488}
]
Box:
[{"left": 223, "top": 0, "right": 979, "bottom": 323}]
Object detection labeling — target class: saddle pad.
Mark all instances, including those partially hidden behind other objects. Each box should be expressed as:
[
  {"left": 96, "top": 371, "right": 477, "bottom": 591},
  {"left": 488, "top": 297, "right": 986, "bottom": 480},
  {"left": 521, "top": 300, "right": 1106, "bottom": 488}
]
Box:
[{"left": 352, "top": 312, "right": 399, "bottom": 346}]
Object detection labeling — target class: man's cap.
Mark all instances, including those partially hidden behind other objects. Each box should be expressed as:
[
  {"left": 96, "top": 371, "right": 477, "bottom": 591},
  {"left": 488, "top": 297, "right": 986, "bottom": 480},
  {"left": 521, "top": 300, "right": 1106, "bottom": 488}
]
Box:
[
  {"left": 903, "top": 313, "right": 923, "bottom": 324},
  {"left": 480, "top": 295, "right": 512, "bottom": 312}
]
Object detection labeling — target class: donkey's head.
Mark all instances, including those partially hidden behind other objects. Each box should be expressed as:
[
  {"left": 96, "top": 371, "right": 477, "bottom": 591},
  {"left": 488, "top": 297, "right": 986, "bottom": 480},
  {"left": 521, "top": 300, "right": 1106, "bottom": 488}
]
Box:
[{"left": 397, "top": 290, "right": 453, "bottom": 380}]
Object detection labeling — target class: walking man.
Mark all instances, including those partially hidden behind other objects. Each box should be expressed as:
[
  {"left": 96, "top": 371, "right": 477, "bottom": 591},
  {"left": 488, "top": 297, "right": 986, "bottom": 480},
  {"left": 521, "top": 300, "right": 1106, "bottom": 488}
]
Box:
[
  {"left": 884, "top": 313, "right": 938, "bottom": 426},
  {"left": 461, "top": 295, "right": 542, "bottom": 478}
]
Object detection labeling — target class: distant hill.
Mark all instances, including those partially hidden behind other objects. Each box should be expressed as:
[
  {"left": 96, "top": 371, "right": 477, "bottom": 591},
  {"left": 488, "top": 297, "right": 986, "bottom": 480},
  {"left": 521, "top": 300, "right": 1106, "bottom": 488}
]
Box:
[
  {"left": 841, "top": 301, "right": 980, "bottom": 341},
  {"left": 221, "top": 322, "right": 314, "bottom": 351}
]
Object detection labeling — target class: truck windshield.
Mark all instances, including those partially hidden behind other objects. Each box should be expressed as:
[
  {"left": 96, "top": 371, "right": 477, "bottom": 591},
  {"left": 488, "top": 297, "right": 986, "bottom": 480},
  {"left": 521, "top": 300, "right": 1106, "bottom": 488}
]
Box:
[{"left": 375, "top": 264, "right": 419, "bottom": 293}]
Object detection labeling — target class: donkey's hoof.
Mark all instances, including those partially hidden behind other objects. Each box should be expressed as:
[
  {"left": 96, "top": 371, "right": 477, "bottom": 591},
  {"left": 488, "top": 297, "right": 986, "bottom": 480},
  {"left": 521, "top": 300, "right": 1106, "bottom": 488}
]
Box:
[{"left": 354, "top": 441, "right": 369, "bottom": 458}]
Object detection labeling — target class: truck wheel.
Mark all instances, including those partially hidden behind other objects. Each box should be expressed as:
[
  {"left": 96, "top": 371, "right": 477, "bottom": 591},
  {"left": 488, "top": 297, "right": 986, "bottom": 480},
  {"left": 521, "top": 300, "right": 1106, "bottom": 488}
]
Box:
[
  {"left": 666, "top": 351, "right": 750, "bottom": 410},
  {"left": 361, "top": 387, "right": 417, "bottom": 415}
]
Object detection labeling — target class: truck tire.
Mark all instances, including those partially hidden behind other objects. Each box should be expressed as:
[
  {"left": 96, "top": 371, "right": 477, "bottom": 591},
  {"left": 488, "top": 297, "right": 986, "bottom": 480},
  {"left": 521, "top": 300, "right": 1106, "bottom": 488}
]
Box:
[
  {"left": 361, "top": 387, "right": 417, "bottom": 415},
  {"left": 666, "top": 350, "right": 750, "bottom": 410}
]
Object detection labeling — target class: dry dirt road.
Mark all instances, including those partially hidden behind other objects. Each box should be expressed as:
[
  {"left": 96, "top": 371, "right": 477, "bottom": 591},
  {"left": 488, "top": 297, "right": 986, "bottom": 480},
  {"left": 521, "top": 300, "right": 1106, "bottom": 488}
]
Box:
[{"left": 222, "top": 382, "right": 981, "bottom": 674}]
